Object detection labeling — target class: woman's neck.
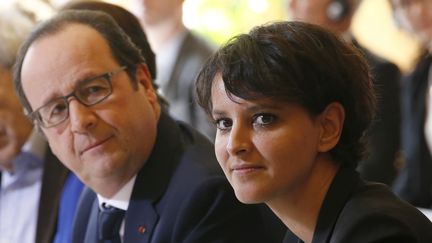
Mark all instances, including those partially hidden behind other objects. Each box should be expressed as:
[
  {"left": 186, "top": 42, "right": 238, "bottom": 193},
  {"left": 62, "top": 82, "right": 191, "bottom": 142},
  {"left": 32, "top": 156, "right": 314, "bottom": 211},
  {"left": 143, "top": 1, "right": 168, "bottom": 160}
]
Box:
[{"left": 267, "top": 155, "right": 340, "bottom": 243}]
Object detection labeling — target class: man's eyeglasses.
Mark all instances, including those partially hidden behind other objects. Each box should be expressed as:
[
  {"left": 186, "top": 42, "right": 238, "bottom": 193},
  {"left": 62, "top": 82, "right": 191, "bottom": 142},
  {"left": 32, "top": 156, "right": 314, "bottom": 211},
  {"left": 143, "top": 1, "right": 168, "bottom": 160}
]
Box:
[{"left": 29, "top": 66, "right": 127, "bottom": 128}]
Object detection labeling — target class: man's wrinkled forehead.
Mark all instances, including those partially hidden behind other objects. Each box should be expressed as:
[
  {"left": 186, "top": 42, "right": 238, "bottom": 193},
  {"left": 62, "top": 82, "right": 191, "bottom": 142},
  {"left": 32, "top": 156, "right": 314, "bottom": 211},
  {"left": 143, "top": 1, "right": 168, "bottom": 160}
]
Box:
[
  {"left": 20, "top": 23, "right": 115, "bottom": 109},
  {"left": 21, "top": 23, "right": 111, "bottom": 73}
]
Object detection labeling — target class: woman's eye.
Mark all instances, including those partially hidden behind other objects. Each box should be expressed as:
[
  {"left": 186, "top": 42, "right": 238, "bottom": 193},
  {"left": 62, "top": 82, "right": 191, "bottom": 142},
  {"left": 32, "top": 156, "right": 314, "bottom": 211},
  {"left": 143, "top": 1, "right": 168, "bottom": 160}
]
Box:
[
  {"left": 253, "top": 114, "right": 276, "bottom": 126},
  {"left": 215, "top": 118, "right": 233, "bottom": 130}
]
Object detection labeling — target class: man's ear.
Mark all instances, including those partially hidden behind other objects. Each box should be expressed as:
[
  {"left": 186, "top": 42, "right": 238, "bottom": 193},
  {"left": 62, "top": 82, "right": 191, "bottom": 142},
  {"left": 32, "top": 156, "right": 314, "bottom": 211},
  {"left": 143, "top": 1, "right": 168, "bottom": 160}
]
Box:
[
  {"left": 135, "top": 63, "right": 161, "bottom": 118},
  {"left": 135, "top": 63, "right": 157, "bottom": 99},
  {"left": 317, "top": 102, "right": 345, "bottom": 152},
  {"left": 135, "top": 63, "right": 153, "bottom": 89}
]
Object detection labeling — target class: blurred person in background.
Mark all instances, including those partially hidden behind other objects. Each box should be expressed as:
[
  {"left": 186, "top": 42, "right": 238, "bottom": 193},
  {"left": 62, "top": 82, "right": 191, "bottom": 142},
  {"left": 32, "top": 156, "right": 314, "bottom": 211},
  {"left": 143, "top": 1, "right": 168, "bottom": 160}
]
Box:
[
  {"left": 288, "top": 0, "right": 401, "bottom": 186},
  {"left": 389, "top": 0, "right": 432, "bottom": 208},
  {"left": 0, "top": 3, "right": 83, "bottom": 243},
  {"left": 129, "top": 0, "right": 216, "bottom": 139}
]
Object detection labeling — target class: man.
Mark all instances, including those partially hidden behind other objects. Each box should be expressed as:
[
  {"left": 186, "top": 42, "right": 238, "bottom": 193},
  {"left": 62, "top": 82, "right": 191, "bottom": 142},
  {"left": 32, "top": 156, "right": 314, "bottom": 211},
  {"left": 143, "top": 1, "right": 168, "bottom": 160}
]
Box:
[
  {"left": 288, "top": 0, "right": 401, "bottom": 186},
  {"left": 13, "top": 10, "right": 283, "bottom": 242},
  {"left": 0, "top": 4, "right": 82, "bottom": 243},
  {"left": 389, "top": 0, "right": 432, "bottom": 208},
  {"left": 129, "top": 0, "right": 216, "bottom": 139}
]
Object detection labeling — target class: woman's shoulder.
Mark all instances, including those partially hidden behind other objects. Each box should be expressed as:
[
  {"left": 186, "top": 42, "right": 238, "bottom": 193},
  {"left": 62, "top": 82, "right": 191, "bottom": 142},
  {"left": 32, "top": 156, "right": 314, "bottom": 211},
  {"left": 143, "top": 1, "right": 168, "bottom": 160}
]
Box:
[{"left": 332, "top": 181, "right": 432, "bottom": 243}]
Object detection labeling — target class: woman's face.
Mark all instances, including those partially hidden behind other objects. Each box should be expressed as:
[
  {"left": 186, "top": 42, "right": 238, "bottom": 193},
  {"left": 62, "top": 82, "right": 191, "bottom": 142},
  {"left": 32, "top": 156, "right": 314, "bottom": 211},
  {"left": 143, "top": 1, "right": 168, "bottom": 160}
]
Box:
[{"left": 211, "top": 77, "right": 327, "bottom": 204}]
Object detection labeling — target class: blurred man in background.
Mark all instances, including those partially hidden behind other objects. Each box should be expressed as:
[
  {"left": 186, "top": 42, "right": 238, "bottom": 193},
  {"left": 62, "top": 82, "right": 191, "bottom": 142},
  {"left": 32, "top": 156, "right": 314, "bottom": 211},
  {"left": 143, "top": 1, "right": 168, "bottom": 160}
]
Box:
[
  {"left": 129, "top": 0, "right": 216, "bottom": 139},
  {"left": 390, "top": 0, "right": 432, "bottom": 208},
  {"left": 288, "top": 0, "right": 401, "bottom": 186}
]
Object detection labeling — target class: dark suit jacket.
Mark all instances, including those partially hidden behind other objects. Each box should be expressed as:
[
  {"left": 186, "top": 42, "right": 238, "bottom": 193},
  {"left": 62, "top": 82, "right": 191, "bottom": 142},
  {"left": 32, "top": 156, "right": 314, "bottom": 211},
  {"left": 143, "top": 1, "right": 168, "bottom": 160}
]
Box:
[
  {"left": 72, "top": 112, "right": 285, "bottom": 243},
  {"left": 354, "top": 42, "right": 401, "bottom": 186},
  {"left": 36, "top": 147, "right": 70, "bottom": 243},
  {"left": 393, "top": 53, "right": 432, "bottom": 208},
  {"left": 161, "top": 30, "right": 216, "bottom": 139},
  {"left": 283, "top": 166, "right": 432, "bottom": 243}
]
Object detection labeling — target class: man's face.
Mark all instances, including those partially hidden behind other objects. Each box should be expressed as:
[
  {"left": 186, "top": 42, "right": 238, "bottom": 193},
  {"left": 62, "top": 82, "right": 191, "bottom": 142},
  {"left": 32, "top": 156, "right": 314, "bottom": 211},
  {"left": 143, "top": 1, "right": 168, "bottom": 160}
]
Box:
[
  {"left": 0, "top": 65, "right": 32, "bottom": 170},
  {"left": 129, "top": 0, "right": 183, "bottom": 25},
  {"left": 288, "top": 0, "right": 334, "bottom": 28},
  {"left": 391, "top": 0, "right": 432, "bottom": 46},
  {"left": 20, "top": 24, "right": 160, "bottom": 197}
]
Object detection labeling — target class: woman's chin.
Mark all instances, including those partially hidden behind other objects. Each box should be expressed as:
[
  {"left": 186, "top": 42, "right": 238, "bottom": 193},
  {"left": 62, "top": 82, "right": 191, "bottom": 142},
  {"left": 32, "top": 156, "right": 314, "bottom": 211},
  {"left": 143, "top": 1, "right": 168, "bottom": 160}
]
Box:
[{"left": 234, "top": 188, "right": 268, "bottom": 204}]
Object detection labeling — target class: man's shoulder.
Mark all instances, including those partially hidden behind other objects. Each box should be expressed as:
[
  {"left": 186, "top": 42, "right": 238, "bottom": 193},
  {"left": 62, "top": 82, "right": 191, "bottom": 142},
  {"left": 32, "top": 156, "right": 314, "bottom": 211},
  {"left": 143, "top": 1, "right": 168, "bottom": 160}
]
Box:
[
  {"left": 181, "top": 30, "right": 215, "bottom": 58},
  {"left": 41, "top": 146, "right": 69, "bottom": 189},
  {"left": 355, "top": 43, "right": 400, "bottom": 75},
  {"left": 172, "top": 120, "right": 222, "bottom": 178}
]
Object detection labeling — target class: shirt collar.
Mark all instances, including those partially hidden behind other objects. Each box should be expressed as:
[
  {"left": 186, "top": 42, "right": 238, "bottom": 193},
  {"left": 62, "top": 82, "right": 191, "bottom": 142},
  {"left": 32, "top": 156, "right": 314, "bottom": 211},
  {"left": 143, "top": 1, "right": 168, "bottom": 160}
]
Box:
[
  {"left": 97, "top": 175, "right": 137, "bottom": 211},
  {"left": 1, "top": 128, "right": 46, "bottom": 186},
  {"left": 5, "top": 128, "right": 46, "bottom": 175}
]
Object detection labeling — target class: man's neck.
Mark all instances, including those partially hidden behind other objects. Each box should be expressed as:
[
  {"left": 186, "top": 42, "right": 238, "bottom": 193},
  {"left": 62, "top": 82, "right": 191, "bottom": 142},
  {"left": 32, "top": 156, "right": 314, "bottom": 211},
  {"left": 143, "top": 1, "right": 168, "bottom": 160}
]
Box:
[{"left": 143, "top": 18, "right": 186, "bottom": 54}]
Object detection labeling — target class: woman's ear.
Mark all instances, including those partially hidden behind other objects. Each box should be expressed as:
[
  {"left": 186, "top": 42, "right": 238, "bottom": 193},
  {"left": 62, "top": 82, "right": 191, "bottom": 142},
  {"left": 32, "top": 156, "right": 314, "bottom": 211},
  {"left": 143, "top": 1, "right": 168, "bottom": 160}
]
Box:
[{"left": 317, "top": 102, "right": 345, "bottom": 152}]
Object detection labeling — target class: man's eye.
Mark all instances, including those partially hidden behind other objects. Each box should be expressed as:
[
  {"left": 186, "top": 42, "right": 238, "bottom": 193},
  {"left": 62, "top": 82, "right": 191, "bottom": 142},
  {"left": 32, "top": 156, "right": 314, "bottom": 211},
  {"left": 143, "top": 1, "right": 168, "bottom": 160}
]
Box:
[
  {"left": 253, "top": 113, "right": 276, "bottom": 126},
  {"left": 78, "top": 81, "right": 110, "bottom": 103},
  {"left": 215, "top": 118, "right": 233, "bottom": 131},
  {"left": 84, "top": 84, "right": 108, "bottom": 95},
  {"left": 49, "top": 103, "right": 67, "bottom": 117},
  {"left": 87, "top": 86, "right": 103, "bottom": 93}
]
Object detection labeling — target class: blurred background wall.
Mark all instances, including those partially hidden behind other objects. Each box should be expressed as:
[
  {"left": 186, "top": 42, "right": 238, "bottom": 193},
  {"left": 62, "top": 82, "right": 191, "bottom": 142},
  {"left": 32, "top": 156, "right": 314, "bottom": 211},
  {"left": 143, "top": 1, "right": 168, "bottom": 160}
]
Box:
[{"left": 5, "top": 0, "right": 423, "bottom": 72}]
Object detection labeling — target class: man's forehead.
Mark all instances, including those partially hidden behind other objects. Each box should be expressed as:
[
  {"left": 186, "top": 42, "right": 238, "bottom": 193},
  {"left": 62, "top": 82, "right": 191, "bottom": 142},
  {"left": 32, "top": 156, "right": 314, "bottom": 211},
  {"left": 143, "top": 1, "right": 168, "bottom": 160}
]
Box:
[
  {"left": 20, "top": 23, "right": 116, "bottom": 109},
  {"left": 22, "top": 23, "right": 112, "bottom": 72}
]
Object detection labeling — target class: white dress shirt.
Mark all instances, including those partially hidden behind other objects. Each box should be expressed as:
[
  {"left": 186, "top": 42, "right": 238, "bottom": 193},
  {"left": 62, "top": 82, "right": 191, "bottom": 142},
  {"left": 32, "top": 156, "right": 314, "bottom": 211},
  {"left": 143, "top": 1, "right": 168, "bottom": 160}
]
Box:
[
  {"left": 154, "top": 29, "right": 187, "bottom": 96},
  {"left": 97, "top": 175, "right": 137, "bottom": 242},
  {"left": 0, "top": 129, "right": 47, "bottom": 243}
]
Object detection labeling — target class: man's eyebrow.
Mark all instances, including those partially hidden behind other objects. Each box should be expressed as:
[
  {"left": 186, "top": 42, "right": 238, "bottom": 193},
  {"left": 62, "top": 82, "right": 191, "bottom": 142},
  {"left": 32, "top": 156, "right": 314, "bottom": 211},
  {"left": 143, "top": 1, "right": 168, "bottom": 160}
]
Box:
[
  {"left": 77, "top": 72, "right": 107, "bottom": 86},
  {"left": 38, "top": 72, "right": 101, "bottom": 107}
]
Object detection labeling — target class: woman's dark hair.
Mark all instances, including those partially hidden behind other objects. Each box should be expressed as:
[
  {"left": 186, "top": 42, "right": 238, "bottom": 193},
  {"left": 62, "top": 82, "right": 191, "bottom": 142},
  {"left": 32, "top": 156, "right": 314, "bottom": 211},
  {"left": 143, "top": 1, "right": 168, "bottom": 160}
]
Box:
[{"left": 196, "top": 21, "right": 376, "bottom": 167}]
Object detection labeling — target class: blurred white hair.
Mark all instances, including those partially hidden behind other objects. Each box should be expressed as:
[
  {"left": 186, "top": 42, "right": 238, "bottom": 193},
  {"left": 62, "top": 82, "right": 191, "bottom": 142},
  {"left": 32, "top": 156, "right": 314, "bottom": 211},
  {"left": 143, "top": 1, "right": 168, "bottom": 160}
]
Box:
[{"left": 0, "top": 0, "right": 54, "bottom": 68}]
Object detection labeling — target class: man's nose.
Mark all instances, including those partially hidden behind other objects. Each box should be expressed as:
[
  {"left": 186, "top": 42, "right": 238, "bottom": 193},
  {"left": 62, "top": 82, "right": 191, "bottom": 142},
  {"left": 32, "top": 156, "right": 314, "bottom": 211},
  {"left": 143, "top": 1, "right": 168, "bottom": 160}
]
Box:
[{"left": 68, "top": 99, "right": 97, "bottom": 133}]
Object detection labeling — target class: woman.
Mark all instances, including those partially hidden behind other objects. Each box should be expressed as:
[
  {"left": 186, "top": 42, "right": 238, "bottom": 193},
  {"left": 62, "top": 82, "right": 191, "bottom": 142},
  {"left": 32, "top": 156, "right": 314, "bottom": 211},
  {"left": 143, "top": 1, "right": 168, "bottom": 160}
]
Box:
[{"left": 195, "top": 21, "right": 432, "bottom": 243}]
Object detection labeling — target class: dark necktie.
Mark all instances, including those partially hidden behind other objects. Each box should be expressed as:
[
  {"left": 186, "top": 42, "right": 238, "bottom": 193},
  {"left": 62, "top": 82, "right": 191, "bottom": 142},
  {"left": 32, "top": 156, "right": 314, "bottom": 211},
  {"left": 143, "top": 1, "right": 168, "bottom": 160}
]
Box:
[{"left": 98, "top": 204, "right": 125, "bottom": 243}]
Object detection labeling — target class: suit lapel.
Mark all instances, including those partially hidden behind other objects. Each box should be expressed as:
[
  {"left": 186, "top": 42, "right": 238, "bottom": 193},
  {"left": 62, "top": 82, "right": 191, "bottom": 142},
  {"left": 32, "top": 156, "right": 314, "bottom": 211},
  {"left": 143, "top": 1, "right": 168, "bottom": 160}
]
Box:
[
  {"left": 83, "top": 198, "right": 99, "bottom": 243},
  {"left": 71, "top": 187, "right": 97, "bottom": 243},
  {"left": 123, "top": 113, "right": 185, "bottom": 243},
  {"left": 36, "top": 147, "right": 69, "bottom": 243}
]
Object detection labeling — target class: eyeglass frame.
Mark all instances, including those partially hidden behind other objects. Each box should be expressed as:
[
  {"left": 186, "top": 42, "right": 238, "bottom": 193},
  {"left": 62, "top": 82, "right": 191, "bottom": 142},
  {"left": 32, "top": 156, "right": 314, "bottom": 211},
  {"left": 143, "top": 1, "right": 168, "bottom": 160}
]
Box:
[{"left": 28, "top": 65, "right": 128, "bottom": 128}]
